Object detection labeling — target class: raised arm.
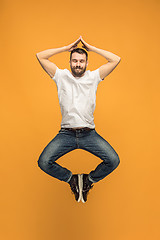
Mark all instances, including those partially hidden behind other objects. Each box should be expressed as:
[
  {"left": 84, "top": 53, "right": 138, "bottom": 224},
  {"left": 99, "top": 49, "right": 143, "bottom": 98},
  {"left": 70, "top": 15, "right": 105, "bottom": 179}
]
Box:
[
  {"left": 81, "top": 37, "right": 121, "bottom": 80},
  {"left": 36, "top": 37, "right": 81, "bottom": 78}
]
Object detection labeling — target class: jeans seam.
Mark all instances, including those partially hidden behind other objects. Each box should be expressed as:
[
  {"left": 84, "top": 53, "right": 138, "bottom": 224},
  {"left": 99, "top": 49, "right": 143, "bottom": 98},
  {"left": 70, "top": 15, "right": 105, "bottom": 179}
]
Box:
[
  {"left": 88, "top": 174, "right": 97, "bottom": 183},
  {"left": 66, "top": 173, "right": 72, "bottom": 183}
]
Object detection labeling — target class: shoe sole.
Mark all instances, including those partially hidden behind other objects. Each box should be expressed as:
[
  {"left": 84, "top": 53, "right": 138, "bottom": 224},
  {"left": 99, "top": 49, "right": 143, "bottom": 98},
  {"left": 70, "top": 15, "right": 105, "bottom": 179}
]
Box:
[
  {"left": 80, "top": 174, "right": 85, "bottom": 203},
  {"left": 78, "top": 174, "right": 82, "bottom": 202}
]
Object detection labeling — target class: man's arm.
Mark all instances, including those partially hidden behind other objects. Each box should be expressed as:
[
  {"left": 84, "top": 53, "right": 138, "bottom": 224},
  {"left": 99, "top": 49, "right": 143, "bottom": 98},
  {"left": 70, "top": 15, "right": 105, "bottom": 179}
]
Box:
[
  {"left": 36, "top": 37, "right": 81, "bottom": 78},
  {"left": 81, "top": 37, "right": 121, "bottom": 80}
]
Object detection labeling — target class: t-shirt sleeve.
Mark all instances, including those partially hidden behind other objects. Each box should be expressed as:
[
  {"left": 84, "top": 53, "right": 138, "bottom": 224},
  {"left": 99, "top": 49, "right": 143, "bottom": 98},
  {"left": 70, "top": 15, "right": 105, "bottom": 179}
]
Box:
[
  {"left": 92, "top": 68, "right": 103, "bottom": 84},
  {"left": 51, "top": 67, "right": 60, "bottom": 84}
]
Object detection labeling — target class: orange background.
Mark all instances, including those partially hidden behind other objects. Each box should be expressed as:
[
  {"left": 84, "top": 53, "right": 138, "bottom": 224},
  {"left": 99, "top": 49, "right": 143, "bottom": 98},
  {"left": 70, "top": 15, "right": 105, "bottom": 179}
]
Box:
[{"left": 1, "top": 0, "right": 160, "bottom": 239}]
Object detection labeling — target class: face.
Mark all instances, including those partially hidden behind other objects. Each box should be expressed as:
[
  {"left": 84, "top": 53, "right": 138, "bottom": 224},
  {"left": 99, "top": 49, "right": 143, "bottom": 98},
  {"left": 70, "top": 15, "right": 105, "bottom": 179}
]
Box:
[{"left": 70, "top": 52, "right": 88, "bottom": 77}]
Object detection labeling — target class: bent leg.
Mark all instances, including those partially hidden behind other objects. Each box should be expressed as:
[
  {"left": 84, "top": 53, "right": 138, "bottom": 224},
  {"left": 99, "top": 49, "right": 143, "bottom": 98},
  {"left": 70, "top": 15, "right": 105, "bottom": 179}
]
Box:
[
  {"left": 79, "top": 130, "right": 120, "bottom": 183},
  {"left": 38, "top": 130, "right": 77, "bottom": 182}
]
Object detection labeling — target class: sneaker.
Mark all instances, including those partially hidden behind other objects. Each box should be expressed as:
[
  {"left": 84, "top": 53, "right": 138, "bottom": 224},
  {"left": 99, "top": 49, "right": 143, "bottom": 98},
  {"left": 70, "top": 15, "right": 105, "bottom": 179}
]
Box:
[
  {"left": 68, "top": 174, "right": 81, "bottom": 202},
  {"left": 81, "top": 174, "right": 94, "bottom": 203}
]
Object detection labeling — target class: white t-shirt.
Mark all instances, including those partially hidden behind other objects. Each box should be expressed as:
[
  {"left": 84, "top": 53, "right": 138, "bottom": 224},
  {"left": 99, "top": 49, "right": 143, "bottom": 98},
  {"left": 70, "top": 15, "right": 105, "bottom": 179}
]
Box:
[{"left": 52, "top": 67, "right": 103, "bottom": 129}]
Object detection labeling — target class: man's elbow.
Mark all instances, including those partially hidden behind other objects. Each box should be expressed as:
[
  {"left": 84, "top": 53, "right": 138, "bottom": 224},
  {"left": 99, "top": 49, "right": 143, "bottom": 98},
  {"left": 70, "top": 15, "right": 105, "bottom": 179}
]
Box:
[
  {"left": 111, "top": 56, "right": 121, "bottom": 64},
  {"left": 114, "top": 57, "right": 121, "bottom": 66},
  {"left": 117, "top": 57, "right": 121, "bottom": 63},
  {"left": 36, "top": 53, "right": 43, "bottom": 62},
  {"left": 36, "top": 53, "right": 40, "bottom": 60}
]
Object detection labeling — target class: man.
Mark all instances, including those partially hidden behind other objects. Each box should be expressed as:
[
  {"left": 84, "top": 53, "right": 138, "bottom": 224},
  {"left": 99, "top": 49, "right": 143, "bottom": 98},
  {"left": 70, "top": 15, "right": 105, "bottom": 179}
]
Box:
[{"left": 36, "top": 36, "right": 121, "bottom": 203}]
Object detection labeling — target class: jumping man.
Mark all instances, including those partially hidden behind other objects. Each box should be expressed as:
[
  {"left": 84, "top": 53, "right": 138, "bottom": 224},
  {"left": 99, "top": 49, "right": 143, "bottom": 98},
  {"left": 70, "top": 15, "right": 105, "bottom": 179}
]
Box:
[{"left": 36, "top": 36, "right": 121, "bottom": 203}]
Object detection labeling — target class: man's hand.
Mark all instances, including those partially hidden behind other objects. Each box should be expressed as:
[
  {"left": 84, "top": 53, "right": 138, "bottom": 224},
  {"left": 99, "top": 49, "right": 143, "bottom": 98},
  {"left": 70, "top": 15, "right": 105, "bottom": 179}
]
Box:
[
  {"left": 66, "top": 36, "right": 82, "bottom": 52},
  {"left": 81, "top": 37, "right": 93, "bottom": 52},
  {"left": 66, "top": 36, "right": 93, "bottom": 52}
]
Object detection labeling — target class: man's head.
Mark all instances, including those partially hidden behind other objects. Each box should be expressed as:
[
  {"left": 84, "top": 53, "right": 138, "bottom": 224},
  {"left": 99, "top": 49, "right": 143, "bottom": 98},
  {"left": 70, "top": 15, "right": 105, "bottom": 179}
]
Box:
[{"left": 70, "top": 48, "right": 88, "bottom": 77}]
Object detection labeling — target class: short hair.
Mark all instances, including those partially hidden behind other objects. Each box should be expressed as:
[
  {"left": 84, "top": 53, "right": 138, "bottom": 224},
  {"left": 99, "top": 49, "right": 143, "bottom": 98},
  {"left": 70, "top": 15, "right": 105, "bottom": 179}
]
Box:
[{"left": 70, "top": 48, "right": 88, "bottom": 61}]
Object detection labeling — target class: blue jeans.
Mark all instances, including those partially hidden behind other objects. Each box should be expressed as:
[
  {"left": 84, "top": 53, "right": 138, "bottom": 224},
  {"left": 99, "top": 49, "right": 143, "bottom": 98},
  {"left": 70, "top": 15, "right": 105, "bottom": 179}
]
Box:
[{"left": 38, "top": 128, "right": 120, "bottom": 183}]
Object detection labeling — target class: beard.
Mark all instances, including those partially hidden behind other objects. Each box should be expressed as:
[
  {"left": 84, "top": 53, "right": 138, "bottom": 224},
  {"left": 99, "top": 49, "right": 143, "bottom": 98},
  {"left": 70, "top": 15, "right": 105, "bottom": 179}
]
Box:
[{"left": 70, "top": 65, "right": 87, "bottom": 77}]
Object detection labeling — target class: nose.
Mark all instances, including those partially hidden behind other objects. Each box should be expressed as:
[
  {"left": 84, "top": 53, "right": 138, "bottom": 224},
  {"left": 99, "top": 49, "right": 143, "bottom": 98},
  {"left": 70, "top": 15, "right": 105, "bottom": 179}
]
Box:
[{"left": 76, "top": 61, "right": 80, "bottom": 67}]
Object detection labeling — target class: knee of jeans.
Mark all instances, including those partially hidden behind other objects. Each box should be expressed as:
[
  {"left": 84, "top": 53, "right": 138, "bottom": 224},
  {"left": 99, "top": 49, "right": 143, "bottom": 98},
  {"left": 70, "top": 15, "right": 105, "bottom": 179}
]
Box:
[
  {"left": 37, "top": 155, "right": 48, "bottom": 170},
  {"left": 111, "top": 154, "right": 120, "bottom": 168}
]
